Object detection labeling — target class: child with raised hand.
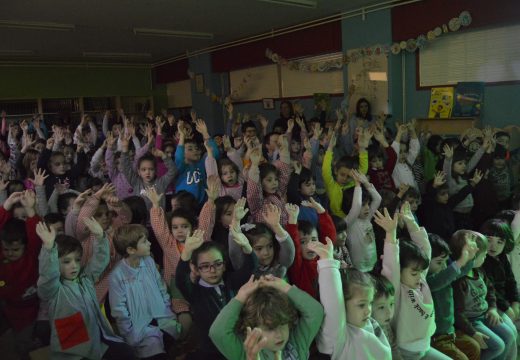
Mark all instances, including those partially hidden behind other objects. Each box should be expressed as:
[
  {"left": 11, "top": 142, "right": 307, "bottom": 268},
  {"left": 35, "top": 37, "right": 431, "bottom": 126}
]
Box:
[
  {"left": 452, "top": 230, "right": 517, "bottom": 360},
  {"left": 247, "top": 134, "right": 291, "bottom": 225},
  {"left": 426, "top": 233, "right": 481, "bottom": 360},
  {"left": 368, "top": 127, "right": 398, "bottom": 192},
  {"left": 376, "top": 203, "right": 451, "bottom": 359},
  {"left": 0, "top": 190, "right": 42, "bottom": 360},
  {"left": 391, "top": 121, "right": 420, "bottom": 191},
  {"left": 175, "top": 118, "right": 220, "bottom": 204},
  {"left": 176, "top": 229, "right": 255, "bottom": 360},
  {"left": 286, "top": 198, "right": 337, "bottom": 298},
  {"left": 109, "top": 224, "right": 181, "bottom": 359},
  {"left": 228, "top": 201, "right": 295, "bottom": 279},
  {"left": 144, "top": 187, "right": 193, "bottom": 318},
  {"left": 205, "top": 134, "right": 244, "bottom": 201},
  {"left": 198, "top": 175, "right": 235, "bottom": 245},
  {"left": 209, "top": 274, "right": 324, "bottom": 360},
  {"left": 322, "top": 128, "right": 370, "bottom": 218},
  {"left": 76, "top": 183, "right": 131, "bottom": 303},
  {"left": 36, "top": 218, "right": 136, "bottom": 359},
  {"left": 331, "top": 215, "right": 353, "bottom": 271},
  {"left": 311, "top": 237, "right": 391, "bottom": 360},
  {"left": 343, "top": 169, "right": 382, "bottom": 272},
  {"left": 119, "top": 130, "right": 176, "bottom": 209},
  {"left": 442, "top": 138, "right": 490, "bottom": 230},
  {"left": 480, "top": 219, "right": 520, "bottom": 330}
]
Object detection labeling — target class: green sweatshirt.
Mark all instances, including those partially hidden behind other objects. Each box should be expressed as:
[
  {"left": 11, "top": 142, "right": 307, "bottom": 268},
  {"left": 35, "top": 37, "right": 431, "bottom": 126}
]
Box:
[{"left": 209, "top": 286, "right": 324, "bottom": 360}]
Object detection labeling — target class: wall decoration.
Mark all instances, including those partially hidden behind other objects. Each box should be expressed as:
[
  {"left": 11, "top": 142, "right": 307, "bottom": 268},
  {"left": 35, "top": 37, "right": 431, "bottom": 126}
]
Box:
[
  {"left": 195, "top": 74, "right": 204, "bottom": 93},
  {"left": 453, "top": 82, "right": 484, "bottom": 117},
  {"left": 265, "top": 11, "right": 472, "bottom": 72},
  {"left": 262, "top": 98, "right": 275, "bottom": 110},
  {"left": 428, "top": 87, "right": 454, "bottom": 118}
]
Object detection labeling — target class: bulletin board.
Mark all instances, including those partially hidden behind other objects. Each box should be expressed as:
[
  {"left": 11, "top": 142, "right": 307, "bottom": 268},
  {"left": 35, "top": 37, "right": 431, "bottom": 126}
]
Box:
[
  {"left": 167, "top": 79, "right": 192, "bottom": 108},
  {"left": 229, "top": 64, "right": 279, "bottom": 101},
  {"left": 347, "top": 48, "right": 389, "bottom": 115}
]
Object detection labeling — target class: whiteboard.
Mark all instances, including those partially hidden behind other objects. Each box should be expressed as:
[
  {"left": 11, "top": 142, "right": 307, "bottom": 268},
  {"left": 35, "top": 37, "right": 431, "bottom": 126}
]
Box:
[
  {"left": 347, "top": 49, "right": 389, "bottom": 114},
  {"left": 229, "top": 64, "right": 279, "bottom": 101},
  {"left": 420, "top": 24, "right": 520, "bottom": 86},
  {"left": 167, "top": 79, "right": 192, "bottom": 108}
]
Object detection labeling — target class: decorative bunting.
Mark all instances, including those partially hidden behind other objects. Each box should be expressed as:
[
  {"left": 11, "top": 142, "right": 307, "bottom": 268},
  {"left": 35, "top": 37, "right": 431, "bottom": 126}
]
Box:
[{"left": 265, "top": 11, "right": 472, "bottom": 72}]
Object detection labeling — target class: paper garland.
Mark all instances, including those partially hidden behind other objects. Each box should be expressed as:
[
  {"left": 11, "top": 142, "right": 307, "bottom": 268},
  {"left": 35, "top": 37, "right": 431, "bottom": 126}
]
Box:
[
  {"left": 265, "top": 11, "right": 472, "bottom": 72},
  {"left": 187, "top": 70, "right": 252, "bottom": 114}
]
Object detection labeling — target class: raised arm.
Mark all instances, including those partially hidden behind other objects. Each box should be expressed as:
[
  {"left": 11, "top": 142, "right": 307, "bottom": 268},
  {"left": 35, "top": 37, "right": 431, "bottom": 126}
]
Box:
[
  {"left": 36, "top": 222, "right": 60, "bottom": 301},
  {"left": 375, "top": 208, "right": 401, "bottom": 298}
]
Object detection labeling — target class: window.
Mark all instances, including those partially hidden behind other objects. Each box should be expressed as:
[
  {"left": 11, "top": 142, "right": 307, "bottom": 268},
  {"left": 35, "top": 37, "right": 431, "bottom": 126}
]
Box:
[
  {"left": 0, "top": 99, "right": 38, "bottom": 115},
  {"left": 419, "top": 24, "right": 520, "bottom": 87},
  {"left": 42, "top": 98, "right": 80, "bottom": 114},
  {"left": 167, "top": 80, "right": 192, "bottom": 108}
]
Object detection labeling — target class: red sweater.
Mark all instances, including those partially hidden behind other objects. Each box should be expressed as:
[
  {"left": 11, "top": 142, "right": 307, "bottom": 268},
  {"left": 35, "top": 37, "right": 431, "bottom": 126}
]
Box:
[
  {"left": 287, "top": 212, "right": 336, "bottom": 298},
  {"left": 368, "top": 146, "right": 397, "bottom": 192},
  {"left": 0, "top": 207, "right": 41, "bottom": 330}
]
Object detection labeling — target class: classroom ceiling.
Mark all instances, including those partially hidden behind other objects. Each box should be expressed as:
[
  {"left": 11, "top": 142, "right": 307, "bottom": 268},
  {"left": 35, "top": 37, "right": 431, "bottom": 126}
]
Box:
[{"left": 0, "top": 0, "right": 387, "bottom": 65}]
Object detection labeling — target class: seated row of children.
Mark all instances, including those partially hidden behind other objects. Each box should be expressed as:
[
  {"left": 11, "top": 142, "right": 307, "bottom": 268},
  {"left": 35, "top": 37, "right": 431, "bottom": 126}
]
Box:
[{"left": 0, "top": 104, "right": 519, "bottom": 360}]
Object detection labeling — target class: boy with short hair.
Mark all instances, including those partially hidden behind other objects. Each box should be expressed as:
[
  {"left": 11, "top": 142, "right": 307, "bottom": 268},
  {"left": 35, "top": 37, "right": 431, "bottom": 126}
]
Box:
[{"left": 109, "top": 224, "right": 180, "bottom": 359}]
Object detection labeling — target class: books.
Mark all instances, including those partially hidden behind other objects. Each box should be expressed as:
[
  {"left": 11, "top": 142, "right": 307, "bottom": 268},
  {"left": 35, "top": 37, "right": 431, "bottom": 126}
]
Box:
[
  {"left": 453, "top": 82, "right": 484, "bottom": 117},
  {"left": 428, "top": 87, "right": 454, "bottom": 118}
]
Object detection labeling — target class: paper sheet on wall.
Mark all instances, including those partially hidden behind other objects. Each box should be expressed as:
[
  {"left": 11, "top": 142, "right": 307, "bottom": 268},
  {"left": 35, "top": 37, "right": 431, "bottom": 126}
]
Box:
[{"left": 347, "top": 49, "right": 389, "bottom": 115}]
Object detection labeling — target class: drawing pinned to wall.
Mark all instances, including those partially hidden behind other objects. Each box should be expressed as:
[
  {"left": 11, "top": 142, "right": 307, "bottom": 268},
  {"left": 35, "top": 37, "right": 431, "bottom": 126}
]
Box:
[
  {"left": 347, "top": 48, "right": 389, "bottom": 115},
  {"left": 453, "top": 82, "right": 484, "bottom": 117},
  {"left": 428, "top": 87, "right": 454, "bottom": 118}
]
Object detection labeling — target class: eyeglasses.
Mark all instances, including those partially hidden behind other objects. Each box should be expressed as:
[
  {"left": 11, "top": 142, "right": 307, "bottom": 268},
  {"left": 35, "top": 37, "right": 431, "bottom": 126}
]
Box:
[{"left": 197, "top": 261, "right": 224, "bottom": 273}]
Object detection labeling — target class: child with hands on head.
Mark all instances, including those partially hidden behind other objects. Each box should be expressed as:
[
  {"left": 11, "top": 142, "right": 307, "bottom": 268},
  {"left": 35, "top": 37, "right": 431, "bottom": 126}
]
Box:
[
  {"left": 209, "top": 274, "right": 324, "bottom": 360},
  {"left": 109, "top": 224, "right": 181, "bottom": 360},
  {"left": 311, "top": 237, "right": 392, "bottom": 360},
  {"left": 228, "top": 200, "right": 295, "bottom": 279},
  {"left": 376, "top": 202, "right": 452, "bottom": 359},
  {"left": 452, "top": 230, "right": 518, "bottom": 360},
  {"left": 176, "top": 226, "right": 255, "bottom": 359},
  {"left": 426, "top": 232, "right": 481, "bottom": 360},
  {"left": 36, "top": 217, "right": 136, "bottom": 359}
]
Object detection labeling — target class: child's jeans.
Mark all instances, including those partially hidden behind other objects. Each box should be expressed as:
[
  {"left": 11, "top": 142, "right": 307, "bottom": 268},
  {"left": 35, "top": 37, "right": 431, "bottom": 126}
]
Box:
[
  {"left": 399, "top": 346, "right": 452, "bottom": 360},
  {"left": 430, "top": 331, "right": 480, "bottom": 360},
  {"left": 470, "top": 313, "right": 517, "bottom": 360}
]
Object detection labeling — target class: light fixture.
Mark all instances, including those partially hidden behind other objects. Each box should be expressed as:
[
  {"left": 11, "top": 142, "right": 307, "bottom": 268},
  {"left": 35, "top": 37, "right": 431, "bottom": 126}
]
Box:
[
  {"left": 257, "top": 0, "right": 317, "bottom": 8},
  {"left": 0, "top": 20, "right": 75, "bottom": 31},
  {"left": 368, "top": 72, "right": 388, "bottom": 81},
  {"left": 83, "top": 52, "right": 152, "bottom": 58},
  {"left": 133, "top": 28, "right": 213, "bottom": 40},
  {"left": 0, "top": 49, "right": 34, "bottom": 56}
]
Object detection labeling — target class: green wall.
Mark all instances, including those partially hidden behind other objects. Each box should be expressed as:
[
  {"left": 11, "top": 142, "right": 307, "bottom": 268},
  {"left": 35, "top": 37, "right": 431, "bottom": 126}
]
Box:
[{"left": 0, "top": 65, "right": 153, "bottom": 99}]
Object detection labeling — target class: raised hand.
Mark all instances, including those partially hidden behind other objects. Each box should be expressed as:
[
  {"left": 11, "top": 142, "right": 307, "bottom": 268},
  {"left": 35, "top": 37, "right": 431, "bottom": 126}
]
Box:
[
  {"left": 230, "top": 225, "right": 252, "bottom": 254},
  {"left": 262, "top": 203, "right": 281, "bottom": 229},
  {"left": 295, "top": 116, "right": 306, "bottom": 130},
  {"left": 20, "top": 189, "right": 36, "bottom": 209},
  {"left": 285, "top": 203, "right": 299, "bottom": 225},
  {"left": 144, "top": 187, "right": 163, "bottom": 208},
  {"left": 195, "top": 119, "right": 209, "bottom": 139},
  {"left": 155, "top": 116, "right": 165, "bottom": 132},
  {"left": 327, "top": 131, "right": 337, "bottom": 150},
  {"left": 83, "top": 217, "right": 104, "bottom": 239},
  {"left": 442, "top": 144, "right": 453, "bottom": 159},
  {"left": 120, "top": 132, "right": 132, "bottom": 151},
  {"left": 301, "top": 197, "right": 325, "bottom": 214},
  {"left": 373, "top": 128, "right": 388, "bottom": 146},
  {"left": 36, "top": 222, "right": 56, "bottom": 250},
  {"left": 95, "top": 183, "right": 116, "bottom": 200},
  {"left": 29, "top": 168, "right": 49, "bottom": 187},
  {"left": 358, "top": 128, "right": 372, "bottom": 149},
  {"left": 249, "top": 147, "right": 261, "bottom": 166},
  {"left": 183, "top": 229, "right": 205, "bottom": 259},
  {"left": 73, "top": 188, "right": 93, "bottom": 212},
  {"left": 236, "top": 275, "right": 260, "bottom": 303},
  {"left": 106, "top": 131, "right": 116, "bottom": 148},
  {"left": 233, "top": 197, "right": 249, "bottom": 222},
  {"left": 244, "top": 327, "right": 268, "bottom": 360},
  {"left": 3, "top": 191, "right": 23, "bottom": 211},
  {"left": 307, "top": 237, "right": 334, "bottom": 260},
  {"left": 374, "top": 208, "right": 398, "bottom": 236},
  {"left": 222, "top": 135, "right": 232, "bottom": 152},
  {"left": 205, "top": 175, "right": 221, "bottom": 202},
  {"left": 46, "top": 137, "right": 55, "bottom": 150},
  {"left": 433, "top": 171, "right": 446, "bottom": 188},
  {"left": 277, "top": 134, "right": 289, "bottom": 153},
  {"left": 258, "top": 275, "right": 291, "bottom": 294},
  {"left": 470, "top": 169, "right": 483, "bottom": 187},
  {"left": 0, "top": 179, "right": 8, "bottom": 191},
  {"left": 399, "top": 201, "right": 415, "bottom": 223},
  {"left": 151, "top": 147, "right": 165, "bottom": 159},
  {"left": 258, "top": 115, "right": 269, "bottom": 130},
  {"left": 286, "top": 118, "right": 294, "bottom": 133}
]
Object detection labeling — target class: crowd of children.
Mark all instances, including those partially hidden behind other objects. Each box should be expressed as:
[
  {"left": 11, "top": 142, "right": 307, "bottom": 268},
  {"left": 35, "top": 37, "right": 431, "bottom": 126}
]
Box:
[{"left": 0, "top": 99, "right": 519, "bottom": 360}]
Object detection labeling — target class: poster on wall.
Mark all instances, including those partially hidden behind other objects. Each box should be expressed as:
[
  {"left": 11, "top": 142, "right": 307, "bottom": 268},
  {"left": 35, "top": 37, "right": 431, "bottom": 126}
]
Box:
[
  {"left": 452, "top": 82, "right": 484, "bottom": 117},
  {"left": 347, "top": 48, "right": 389, "bottom": 115},
  {"left": 428, "top": 87, "right": 454, "bottom": 118}
]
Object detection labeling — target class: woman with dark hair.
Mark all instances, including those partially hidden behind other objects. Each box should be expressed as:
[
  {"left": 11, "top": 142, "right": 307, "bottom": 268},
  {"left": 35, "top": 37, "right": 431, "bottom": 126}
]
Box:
[{"left": 272, "top": 100, "right": 295, "bottom": 133}]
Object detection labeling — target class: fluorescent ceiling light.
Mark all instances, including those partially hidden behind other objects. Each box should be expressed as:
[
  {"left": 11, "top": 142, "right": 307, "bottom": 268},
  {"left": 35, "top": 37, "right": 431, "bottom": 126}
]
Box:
[
  {"left": 0, "top": 20, "right": 75, "bottom": 31},
  {"left": 83, "top": 52, "right": 152, "bottom": 58},
  {"left": 0, "top": 49, "right": 34, "bottom": 56},
  {"left": 369, "top": 72, "right": 388, "bottom": 81},
  {"left": 257, "top": 0, "right": 317, "bottom": 8},
  {"left": 133, "top": 28, "right": 213, "bottom": 40}
]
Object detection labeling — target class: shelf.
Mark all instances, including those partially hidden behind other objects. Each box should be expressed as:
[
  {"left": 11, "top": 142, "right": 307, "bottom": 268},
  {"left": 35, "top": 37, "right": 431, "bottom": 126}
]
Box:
[{"left": 416, "top": 118, "right": 479, "bottom": 136}]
